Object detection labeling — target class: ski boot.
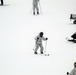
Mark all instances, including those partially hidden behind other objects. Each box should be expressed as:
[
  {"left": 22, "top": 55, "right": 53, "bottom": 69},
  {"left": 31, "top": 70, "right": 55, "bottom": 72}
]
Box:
[
  {"left": 34, "top": 52, "right": 37, "bottom": 54},
  {"left": 33, "top": 12, "right": 35, "bottom": 15},
  {"left": 37, "top": 12, "right": 39, "bottom": 15},
  {"left": 73, "top": 20, "right": 76, "bottom": 24},
  {"left": 41, "top": 52, "right": 43, "bottom": 54}
]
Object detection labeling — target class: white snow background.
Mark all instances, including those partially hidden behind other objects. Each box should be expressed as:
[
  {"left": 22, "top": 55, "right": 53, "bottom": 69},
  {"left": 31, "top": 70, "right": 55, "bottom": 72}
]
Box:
[{"left": 0, "top": 0, "right": 76, "bottom": 75}]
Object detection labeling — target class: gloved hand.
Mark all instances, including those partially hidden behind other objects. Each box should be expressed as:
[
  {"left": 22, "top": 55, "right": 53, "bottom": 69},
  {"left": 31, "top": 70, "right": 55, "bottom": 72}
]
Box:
[
  {"left": 37, "top": 37, "right": 39, "bottom": 40},
  {"left": 67, "top": 72, "right": 69, "bottom": 75},
  {"left": 46, "top": 38, "right": 48, "bottom": 40}
]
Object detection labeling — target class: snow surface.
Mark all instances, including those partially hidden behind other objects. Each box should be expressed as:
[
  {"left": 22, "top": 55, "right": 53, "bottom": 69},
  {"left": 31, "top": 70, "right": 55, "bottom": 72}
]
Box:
[{"left": 0, "top": 0, "right": 76, "bottom": 75}]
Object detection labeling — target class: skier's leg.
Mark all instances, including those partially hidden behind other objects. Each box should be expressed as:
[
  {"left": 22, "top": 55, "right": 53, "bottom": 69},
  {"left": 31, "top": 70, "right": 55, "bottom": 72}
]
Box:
[
  {"left": 68, "top": 39, "right": 76, "bottom": 43},
  {"left": 36, "top": 5, "right": 39, "bottom": 14},
  {"left": 73, "top": 20, "right": 76, "bottom": 24},
  {"left": 33, "top": 5, "right": 35, "bottom": 15},
  {"left": 73, "top": 40, "right": 76, "bottom": 43},
  {"left": 34, "top": 44, "right": 39, "bottom": 54},
  {"left": 70, "top": 14, "right": 72, "bottom": 20},
  {"left": 40, "top": 44, "right": 43, "bottom": 54},
  {"left": 1, "top": 0, "right": 3, "bottom": 5},
  {"left": 68, "top": 39, "right": 74, "bottom": 42}
]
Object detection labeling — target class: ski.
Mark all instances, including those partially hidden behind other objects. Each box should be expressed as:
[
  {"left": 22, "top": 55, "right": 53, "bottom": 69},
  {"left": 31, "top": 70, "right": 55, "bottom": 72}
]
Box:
[
  {"left": 34, "top": 53, "right": 50, "bottom": 56},
  {"left": 66, "top": 37, "right": 76, "bottom": 43},
  {"left": 44, "top": 53, "right": 50, "bottom": 56}
]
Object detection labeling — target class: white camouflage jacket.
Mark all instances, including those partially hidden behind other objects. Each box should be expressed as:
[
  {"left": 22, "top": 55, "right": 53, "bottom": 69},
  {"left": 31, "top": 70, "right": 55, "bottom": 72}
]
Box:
[
  {"left": 35, "top": 35, "right": 46, "bottom": 44},
  {"left": 33, "top": 0, "right": 39, "bottom": 6}
]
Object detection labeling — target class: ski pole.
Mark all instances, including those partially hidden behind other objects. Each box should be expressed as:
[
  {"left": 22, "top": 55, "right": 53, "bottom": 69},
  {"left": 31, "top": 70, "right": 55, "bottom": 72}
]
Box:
[
  {"left": 44, "top": 40, "right": 47, "bottom": 53},
  {"left": 33, "top": 44, "right": 36, "bottom": 50},
  {"left": 44, "top": 40, "right": 50, "bottom": 56},
  {"left": 30, "top": 8, "right": 33, "bottom": 14},
  {"left": 38, "top": 1, "right": 42, "bottom": 14}
]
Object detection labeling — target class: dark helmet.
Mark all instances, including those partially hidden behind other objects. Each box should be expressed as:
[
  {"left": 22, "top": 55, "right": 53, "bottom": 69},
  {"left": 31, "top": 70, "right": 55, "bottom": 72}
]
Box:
[{"left": 39, "top": 32, "right": 44, "bottom": 37}]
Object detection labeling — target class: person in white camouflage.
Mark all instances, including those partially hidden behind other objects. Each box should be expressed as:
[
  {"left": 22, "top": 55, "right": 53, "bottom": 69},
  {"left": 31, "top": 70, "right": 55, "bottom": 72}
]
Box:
[
  {"left": 33, "top": 0, "right": 39, "bottom": 15},
  {"left": 34, "top": 32, "right": 48, "bottom": 54}
]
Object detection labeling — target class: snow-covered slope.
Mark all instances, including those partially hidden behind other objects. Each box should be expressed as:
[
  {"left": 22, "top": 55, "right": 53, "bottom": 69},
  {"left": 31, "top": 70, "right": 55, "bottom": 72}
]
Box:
[{"left": 0, "top": 0, "right": 76, "bottom": 75}]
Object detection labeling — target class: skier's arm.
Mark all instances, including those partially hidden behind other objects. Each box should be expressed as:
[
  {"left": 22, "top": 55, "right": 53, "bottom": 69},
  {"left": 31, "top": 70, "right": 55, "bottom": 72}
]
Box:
[
  {"left": 69, "top": 69, "right": 74, "bottom": 75},
  {"left": 37, "top": 0, "right": 39, "bottom": 2},
  {"left": 34, "top": 36, "right": 39, "bottom": 40},
  {"left": 42, "top": 37, "right": 48, "bottom": 41}
]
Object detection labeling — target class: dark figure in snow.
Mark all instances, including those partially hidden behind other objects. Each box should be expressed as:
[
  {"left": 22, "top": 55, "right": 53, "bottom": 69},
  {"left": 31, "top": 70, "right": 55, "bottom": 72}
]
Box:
[
  {"left": 66, "top": 32, "right": 76, "bottom": 43},
  {"left": 71, "top": 32, "right": 76, "bottom": 40},
  {"left": 70, "top": 14, "right": 76, "bottom": 24},
  {"left": 0, "top": 0, "right": 3, "bottom": 5},
  {"left": 67, "top": 62, "right": 76, "bottom": 75},
  {"left": 34, "top": 32, "right": 48, "bottom": 54},
  {"left": 33, "top": 0, "right": 39, "bottom": 15}
]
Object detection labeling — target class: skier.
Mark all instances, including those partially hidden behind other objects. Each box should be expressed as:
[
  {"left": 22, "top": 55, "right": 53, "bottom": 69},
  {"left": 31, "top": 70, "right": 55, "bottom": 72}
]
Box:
[
  {"left": 33, "top": 0, "right": 39, "bottom": 15},
  {"left": 34, "top": 32, "right": 48, "bottom": 54},
  {"left": 0, "top": 0, "right": 3, "bottom": 5},
  {"left": 67, "top": 62, "right": 76, "bottom": 75}
]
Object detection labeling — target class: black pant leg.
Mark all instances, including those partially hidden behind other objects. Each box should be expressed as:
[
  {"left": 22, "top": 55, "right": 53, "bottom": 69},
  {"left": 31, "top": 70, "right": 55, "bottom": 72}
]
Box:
[{"left": 1, "top": 0, "right": 3, "bottom": 5}]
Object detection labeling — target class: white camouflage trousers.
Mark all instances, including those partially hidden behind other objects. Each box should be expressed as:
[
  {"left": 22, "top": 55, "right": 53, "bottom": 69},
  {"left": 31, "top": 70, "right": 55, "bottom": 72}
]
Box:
[
  {"left": 33, "top": 5, "right": 39, "bottom": 13},
  {"left": 34, "top": 43, "right": 43, "bottom": 53}
]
